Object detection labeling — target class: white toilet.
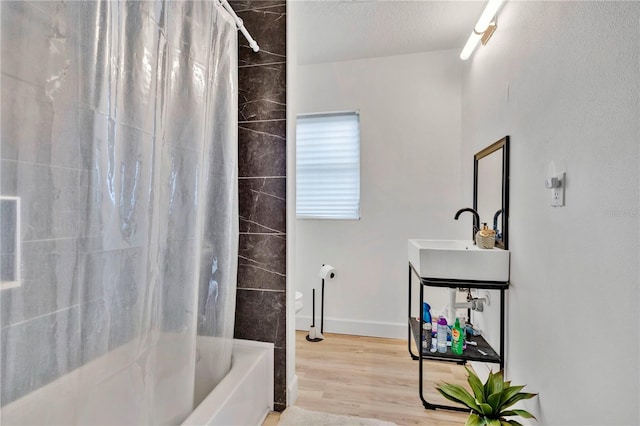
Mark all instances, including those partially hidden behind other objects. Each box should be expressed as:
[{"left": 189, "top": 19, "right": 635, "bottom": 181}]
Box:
[{"left": 295, "top": 291, "right": 304, "bottom": 314}]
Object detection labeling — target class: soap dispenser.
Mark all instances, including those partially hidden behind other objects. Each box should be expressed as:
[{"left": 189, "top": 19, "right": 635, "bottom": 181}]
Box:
[{"left": 475, "top": 223, "right": 496, "bottom": 249}]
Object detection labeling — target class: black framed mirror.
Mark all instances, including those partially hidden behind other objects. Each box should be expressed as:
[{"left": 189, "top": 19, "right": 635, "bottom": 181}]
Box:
[{"left": 473, "top": 136, "right": 510, "bottom": 250}]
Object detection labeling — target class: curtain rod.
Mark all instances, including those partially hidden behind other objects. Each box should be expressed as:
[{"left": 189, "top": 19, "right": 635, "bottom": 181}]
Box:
[{"left": 218, "top": 0, "right": 260, "bottom": 52}]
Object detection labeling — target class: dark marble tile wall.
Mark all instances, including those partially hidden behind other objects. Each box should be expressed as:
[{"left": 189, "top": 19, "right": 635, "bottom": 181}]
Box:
[{"left": 229, "top": 0, "right": 287, "bottom": 412}]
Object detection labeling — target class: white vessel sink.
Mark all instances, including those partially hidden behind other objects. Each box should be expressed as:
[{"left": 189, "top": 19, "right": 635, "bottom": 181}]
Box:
[{"left": 408, "top": 239, "right": 510, "bottom": 282}]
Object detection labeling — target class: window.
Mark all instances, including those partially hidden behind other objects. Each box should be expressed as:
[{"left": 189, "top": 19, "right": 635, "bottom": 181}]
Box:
[{"left": 296, "top": 111, "right": 360, "bottom": 220}]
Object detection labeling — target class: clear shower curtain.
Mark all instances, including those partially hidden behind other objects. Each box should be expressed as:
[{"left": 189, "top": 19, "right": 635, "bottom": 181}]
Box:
[{"left": 0, "top": 1, "right": 238, "bottom": 424}]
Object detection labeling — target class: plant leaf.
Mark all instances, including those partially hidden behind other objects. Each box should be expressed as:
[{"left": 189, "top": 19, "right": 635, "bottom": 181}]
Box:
[
  {"left": 502, "top": 392, "right": 538, "bottom": 410},
  {"left": 496, "top": 385, "right": 525, "bottom": 410},
  {"left": 436, "top": 383, "right": 481, "bottom": 412},
  {"left": 486, "top": 370, "right": 505, "bottom": 397},
  {"left": 500, "top": 409, "right": 536, "bottom": 420},
  {"left": 486, "top": 419, "right": 502, "bottom": 426},
  {"left": 466, "top": 367, "right": 486, "bottom": 404},
  {"left": 465, "top": 413, "right": 486, "bottom": 426},
  {"left": 483, "top": 370, "right": 493, "bottom": 400},
  {"left": 487, "top": 391, "right": 503, "bottom": 410},
  {"left": 477, "top": 402, "right": 495, "bottom": 417},
  {"left": 504, "top": 420, "right": 524, "bottom": 426}
]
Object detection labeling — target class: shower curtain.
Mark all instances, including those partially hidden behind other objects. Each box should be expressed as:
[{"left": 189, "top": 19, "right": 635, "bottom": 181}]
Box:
[{"left": 0, "top": 1, "right": 238, "bottom": 424}]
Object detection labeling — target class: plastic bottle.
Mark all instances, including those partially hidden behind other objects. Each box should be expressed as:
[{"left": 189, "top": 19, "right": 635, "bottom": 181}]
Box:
[
  {"left": 421, "top": 303, "right": 432, "bottom": 352},
  {"left": 436, "top": 316, "right": 448, "bottom": 353},
  {"left": 451, "top": 318, "right": 464, "bottom": 355},
  {"left": 422, "top": 302, "right": 432, "bottom": 325}
]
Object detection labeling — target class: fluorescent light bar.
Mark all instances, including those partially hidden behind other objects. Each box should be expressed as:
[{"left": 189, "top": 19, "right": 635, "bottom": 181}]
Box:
[
  {"left": 460, "top": 31, "right": 482, "bottom": 61},
  {"left": 475, "top": 0, "right": 505, "bottom": 33},
  {"left": 460, "top": 0, "right": 505, "bottom": 61}
]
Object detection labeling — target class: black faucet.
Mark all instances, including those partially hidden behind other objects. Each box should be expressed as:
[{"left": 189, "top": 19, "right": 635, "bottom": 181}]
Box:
[
  {"left": 493, "top": 209, "right": 503, "bottom": 241},
  {"left": 454, "top": 208, "right": 480, "bottom": 243}
]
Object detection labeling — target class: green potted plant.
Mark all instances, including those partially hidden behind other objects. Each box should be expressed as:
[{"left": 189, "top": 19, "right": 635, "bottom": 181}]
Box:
[{"left": 436, "top": 367, "right": 537, "bottom": 426}]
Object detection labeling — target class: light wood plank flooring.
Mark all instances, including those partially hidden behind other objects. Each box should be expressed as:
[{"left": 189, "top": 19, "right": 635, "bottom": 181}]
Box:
[{"left": 264, "top": 331, "right": 471, "bottom": 425}]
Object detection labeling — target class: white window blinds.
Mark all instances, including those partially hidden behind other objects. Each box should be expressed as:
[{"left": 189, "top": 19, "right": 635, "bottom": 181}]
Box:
[{"left": 296, "top": 112, "right": 360, "bottom": 220}]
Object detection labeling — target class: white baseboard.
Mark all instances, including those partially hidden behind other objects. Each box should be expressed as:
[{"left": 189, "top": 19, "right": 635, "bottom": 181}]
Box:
[{"left": 295, "top": 315, "right": 405, "bottom": 339}]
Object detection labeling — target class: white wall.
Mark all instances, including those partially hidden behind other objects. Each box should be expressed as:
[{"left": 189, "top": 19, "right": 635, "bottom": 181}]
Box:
[
  {"left": 294, "top": 51, "right": 465, "bottom": 338},
  {"left": 462, "top": 2, "right": 640, "bottom": 424}
]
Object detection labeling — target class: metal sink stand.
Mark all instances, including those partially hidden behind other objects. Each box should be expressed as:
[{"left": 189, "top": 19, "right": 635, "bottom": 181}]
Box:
[{"left": 407, "top": 262, "right": 509, "bottom": 412}]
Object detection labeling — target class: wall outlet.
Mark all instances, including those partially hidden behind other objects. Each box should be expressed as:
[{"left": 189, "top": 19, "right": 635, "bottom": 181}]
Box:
[{"left": 551, "top": 172, "right": 565, "bottom": 207}]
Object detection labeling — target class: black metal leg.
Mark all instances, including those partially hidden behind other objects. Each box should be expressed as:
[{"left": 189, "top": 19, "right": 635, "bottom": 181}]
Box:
[
  {"left": 418, "top": 282, "right": 428, "bottom": 407},
  {"left": 408, "top": 265, "right": 419, "bottom": 360},
  {"left": 500, "top": 288, "right": 505, "bottom": 370}
]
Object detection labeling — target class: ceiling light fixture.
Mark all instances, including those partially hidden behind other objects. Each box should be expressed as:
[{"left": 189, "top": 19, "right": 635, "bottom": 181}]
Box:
[{"left": 460, "top": 0, "right": 505, "bottom": 61}]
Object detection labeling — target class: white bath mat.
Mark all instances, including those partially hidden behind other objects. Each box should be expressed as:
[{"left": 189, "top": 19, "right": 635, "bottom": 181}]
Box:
[{"left": 278, "top": 406, "right": 397, "bottom": 426}]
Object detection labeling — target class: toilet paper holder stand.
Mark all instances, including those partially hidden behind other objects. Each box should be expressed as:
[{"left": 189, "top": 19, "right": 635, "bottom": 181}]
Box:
[
  {"left": 306, "top": 265, "right": 335, "bottom": 342},
  {"left": 305, "top": 287, "right": 324, "bottom": 342}
]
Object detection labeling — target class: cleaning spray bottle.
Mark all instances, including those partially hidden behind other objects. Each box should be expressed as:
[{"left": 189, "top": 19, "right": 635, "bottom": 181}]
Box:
[
  {"left": 436, "top": 316, "right": 448, "bottom": 353},
  {"left": 451, "top": 318, "right": 464, "bottom": 355},
  {"left": 421, "top": 302, "right": 432, "bottom": 352}
]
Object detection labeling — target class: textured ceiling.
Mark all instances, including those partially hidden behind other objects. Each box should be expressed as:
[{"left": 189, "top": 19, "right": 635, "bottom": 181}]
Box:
[{"left": 292, "top": 0, "right": 486, "bottom": 65}]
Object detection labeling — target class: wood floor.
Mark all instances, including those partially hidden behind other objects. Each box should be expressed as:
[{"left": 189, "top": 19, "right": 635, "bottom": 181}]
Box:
[{"left": 264, "top": 331, "right": 471, "bottom": 425}]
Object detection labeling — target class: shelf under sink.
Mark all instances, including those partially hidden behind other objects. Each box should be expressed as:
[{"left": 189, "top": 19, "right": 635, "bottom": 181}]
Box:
[{"left": 409, "top": 318, "right": 501, "bottom": 365}]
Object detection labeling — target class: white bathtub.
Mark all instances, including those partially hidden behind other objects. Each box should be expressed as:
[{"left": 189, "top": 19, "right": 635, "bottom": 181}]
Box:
[
  {"left": 1, "top": 335, "right": 273, "bottom": 425},
  {"left": 183, "top": 339, "right": 274, "bottom": 426}
]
